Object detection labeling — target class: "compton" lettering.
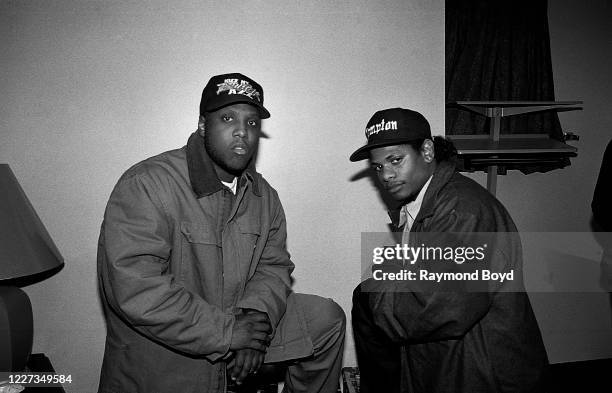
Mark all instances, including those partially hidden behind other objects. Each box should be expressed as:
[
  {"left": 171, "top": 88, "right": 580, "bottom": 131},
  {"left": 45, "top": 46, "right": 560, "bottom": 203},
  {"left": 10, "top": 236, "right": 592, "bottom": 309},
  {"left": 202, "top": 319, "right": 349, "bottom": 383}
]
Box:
[{"left": 365, "top": 119, "right": 397, "bottom": 138}]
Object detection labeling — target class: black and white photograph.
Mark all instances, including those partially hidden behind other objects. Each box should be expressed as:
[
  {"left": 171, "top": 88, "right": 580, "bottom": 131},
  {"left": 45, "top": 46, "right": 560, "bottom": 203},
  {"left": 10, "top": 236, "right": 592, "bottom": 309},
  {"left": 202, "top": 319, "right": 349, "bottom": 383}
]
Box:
[{"left": 1, "top": 1, "right": 611, "bottom": 392}]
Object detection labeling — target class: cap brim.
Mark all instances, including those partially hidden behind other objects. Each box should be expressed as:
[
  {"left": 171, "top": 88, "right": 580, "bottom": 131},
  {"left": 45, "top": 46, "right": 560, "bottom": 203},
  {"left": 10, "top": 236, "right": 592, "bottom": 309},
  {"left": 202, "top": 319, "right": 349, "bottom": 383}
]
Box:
[
  {"left": 206, "top": 100, "right": 271, "bottom": 119},
  {"left": 349, "top": 138, "right": 423, "bottom": 161}
]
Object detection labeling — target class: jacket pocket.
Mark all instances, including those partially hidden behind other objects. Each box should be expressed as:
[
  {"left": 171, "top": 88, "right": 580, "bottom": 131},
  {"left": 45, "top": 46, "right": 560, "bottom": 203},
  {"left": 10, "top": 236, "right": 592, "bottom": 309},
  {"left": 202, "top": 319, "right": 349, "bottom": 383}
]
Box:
[
  {"left": 237, "top": 221, "right": 261, "bottom": 277},
  {"left": 237, "top": 221, "right": 261, "bottom": 238},
  {"left": 179, "top": 222, "right": 221, "bottom": 293},
  {"left": 180, "top": 221, "right": 218, "bottom": 245}
]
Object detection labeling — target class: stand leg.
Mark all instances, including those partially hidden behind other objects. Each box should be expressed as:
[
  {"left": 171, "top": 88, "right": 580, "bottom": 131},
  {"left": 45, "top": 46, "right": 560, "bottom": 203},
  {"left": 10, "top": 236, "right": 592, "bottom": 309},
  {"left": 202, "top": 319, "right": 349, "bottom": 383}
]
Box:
[
  {"left": 486, "top": 110, "right": 501, "bottom": 196},
  {"left": 487, "top": 165, "right": 498, "bottom": 196}
]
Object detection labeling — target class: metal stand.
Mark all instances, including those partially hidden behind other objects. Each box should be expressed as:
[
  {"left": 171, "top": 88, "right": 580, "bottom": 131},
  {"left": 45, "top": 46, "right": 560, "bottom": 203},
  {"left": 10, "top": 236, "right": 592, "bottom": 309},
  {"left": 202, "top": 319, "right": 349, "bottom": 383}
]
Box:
[{"left": 451, "top": 101, "right": 582, "bottom": 195}]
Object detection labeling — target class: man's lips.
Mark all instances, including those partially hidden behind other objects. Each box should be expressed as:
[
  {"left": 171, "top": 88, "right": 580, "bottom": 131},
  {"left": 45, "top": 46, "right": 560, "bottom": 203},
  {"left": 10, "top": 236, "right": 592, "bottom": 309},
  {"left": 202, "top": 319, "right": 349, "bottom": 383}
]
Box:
[
  {"left": 385, "top": 183, "right": 404, "bottom": 193},
  {"left": 231, "top": 143, "right": 249, "bottom": 155}
]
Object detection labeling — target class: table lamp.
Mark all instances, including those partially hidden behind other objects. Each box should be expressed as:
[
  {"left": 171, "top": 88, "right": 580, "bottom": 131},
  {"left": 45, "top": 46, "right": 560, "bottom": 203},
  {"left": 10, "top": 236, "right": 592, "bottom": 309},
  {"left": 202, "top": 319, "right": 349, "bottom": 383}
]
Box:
[{"left": 0, "top": 164, "right": 64, "bottom": 371}]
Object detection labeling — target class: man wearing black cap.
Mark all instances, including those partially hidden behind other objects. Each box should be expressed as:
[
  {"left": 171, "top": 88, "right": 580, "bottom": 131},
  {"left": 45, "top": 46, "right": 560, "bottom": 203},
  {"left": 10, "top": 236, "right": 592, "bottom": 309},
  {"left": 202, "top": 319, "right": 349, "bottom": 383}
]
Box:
[
  {"left": 349, "top": 108, "right": 548, "bottom": 393},
  {"left": 97, "top": 73, "right": 345, "bottom": 393}
]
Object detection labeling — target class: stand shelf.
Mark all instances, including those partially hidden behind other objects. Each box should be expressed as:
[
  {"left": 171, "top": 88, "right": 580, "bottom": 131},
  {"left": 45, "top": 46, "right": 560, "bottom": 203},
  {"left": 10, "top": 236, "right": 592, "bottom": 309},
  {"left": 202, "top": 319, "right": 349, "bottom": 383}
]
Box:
[{"left": 446, "top": 101, "right": 582, "bottom": 195}]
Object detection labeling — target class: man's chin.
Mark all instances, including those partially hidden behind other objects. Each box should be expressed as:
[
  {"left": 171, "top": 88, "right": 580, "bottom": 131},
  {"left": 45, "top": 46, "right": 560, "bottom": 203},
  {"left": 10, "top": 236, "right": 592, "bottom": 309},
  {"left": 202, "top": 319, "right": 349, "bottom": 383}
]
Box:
[
  {"left": 390, "top": 191, "right": 417, "bottom": 205},
  {"left": 226, "top": 157, "right": 253, "bottom": 175}
]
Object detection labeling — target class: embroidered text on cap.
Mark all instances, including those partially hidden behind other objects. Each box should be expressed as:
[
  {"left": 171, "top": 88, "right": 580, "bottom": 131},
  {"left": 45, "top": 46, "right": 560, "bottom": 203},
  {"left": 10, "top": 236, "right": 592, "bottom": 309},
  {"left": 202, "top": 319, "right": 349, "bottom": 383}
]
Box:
[
  {"left": 216, "top": 78, "right": 262, "bottom": 102},
  {"left": 366, "top": 119, "right": 398, "bottom": 138}
]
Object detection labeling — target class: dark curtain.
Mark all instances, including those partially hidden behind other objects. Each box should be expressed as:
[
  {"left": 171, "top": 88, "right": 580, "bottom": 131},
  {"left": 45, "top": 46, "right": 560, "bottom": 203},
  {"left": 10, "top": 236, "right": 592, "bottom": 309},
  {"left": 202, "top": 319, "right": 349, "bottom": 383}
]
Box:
[{"left": 445, "top": 0, "right": 563, "bottom": 140}]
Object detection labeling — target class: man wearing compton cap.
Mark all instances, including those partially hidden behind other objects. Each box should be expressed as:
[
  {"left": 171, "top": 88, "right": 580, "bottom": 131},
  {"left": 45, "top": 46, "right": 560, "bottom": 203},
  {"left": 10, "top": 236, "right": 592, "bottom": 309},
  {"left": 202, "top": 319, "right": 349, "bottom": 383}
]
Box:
[
  {"left": 349, "top": 108, "right": 548, "bottom": 393},
  {"left": 97, "top": 72, "right": 345, "bottom": 393}
]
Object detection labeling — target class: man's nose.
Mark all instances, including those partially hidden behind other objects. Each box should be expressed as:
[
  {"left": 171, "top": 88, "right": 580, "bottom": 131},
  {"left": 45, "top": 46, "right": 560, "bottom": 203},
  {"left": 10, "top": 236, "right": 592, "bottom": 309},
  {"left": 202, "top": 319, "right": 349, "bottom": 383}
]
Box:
[
  {"left": 233, "top": 124, "right": 247, "bottom": 138},
  {"left": 381, "top": 165, "right": 395, "bottom": 181}
]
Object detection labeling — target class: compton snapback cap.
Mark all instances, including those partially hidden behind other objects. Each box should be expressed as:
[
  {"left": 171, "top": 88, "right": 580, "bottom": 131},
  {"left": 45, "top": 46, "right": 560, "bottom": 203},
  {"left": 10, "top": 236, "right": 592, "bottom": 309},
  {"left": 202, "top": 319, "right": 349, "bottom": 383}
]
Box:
[{"left": 349, "top": 107, "right": 432, "bottom": 161}]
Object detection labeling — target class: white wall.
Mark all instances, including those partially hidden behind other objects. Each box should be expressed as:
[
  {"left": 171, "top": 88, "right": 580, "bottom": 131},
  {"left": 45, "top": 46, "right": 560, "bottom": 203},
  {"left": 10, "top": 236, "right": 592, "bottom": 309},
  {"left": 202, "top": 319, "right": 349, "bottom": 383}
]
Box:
[{"left": 0, "top": 1, "right": 444, "bottom": 391}]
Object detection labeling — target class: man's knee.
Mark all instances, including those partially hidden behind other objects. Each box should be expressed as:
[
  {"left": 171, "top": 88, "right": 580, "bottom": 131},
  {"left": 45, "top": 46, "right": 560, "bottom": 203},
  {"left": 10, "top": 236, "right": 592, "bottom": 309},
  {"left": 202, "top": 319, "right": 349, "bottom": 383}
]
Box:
[
  {"left": 315, "top": 297, "right": 346, "bottom": 335},
  {"left": 296, "top": 294, "right": 346, "bottom": 343},
  {"left": 317, "top": 298, "right": 346, "bottom": 352},
  {"left": 327, "top": 298, "right": 347, "bottom": 333}
]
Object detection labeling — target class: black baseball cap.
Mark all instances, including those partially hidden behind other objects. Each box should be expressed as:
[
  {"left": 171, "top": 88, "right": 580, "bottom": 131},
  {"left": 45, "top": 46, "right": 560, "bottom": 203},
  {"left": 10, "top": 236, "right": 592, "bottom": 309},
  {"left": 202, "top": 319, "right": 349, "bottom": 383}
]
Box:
[
  {"left": 349, "top": 108, "right": 432, "bottom": 161},
  {"left": 200, "top": 72, "right": 270, "bottom": 119}
]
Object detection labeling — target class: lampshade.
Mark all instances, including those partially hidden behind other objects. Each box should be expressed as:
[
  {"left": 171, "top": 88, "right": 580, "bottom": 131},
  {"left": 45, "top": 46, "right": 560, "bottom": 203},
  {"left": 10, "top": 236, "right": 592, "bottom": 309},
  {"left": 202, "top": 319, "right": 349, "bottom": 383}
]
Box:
[
  {"left": 0, "top": 164, "right": 64, "bottom": 280},
  {"left": 0, "top": 164, "right": 64, "bottom": 372}
]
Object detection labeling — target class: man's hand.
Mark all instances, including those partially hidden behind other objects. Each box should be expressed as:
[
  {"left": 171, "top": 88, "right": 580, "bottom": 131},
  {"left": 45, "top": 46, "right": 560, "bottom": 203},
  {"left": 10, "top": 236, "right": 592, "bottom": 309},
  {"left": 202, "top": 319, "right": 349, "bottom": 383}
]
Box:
[
  {"left": 228, "top": 348, "right": 265, "bottom": 385},
  {"left": 230, "top": 309, "right": 272, "bottom": 352}
]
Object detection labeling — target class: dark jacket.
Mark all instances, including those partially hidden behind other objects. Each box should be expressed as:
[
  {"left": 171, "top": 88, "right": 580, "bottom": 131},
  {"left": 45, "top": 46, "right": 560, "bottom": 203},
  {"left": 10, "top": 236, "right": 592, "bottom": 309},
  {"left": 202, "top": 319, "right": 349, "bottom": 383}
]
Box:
[
  {"left": 97, "top": 133, "right": 311, "bottom": 393},
  {"left": 592, "top": 139, "right": 612, "bottom": 231},
  {"left": 381, "top": 160, "right": 548, "bottom": 393}
]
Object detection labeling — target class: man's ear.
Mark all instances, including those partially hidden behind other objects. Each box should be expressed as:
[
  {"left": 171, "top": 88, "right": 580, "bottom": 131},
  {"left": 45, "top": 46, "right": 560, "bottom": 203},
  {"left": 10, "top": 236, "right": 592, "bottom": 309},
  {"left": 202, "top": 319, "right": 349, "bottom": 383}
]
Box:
[
  {"left": 421, "top": 139, "right": 435, "bottom": 163},
  {"left": 197, "top": 115, "right": 206, "bottom": 137}
]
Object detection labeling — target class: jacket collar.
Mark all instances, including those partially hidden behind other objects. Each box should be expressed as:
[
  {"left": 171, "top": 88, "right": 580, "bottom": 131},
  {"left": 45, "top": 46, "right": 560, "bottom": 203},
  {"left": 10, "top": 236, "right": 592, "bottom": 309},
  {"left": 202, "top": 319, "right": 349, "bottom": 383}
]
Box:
[
  {"left": 186, "top": 132, "right": 261, "bottom": 198},
  {"left": 388, "top": 159, "right": 457, "bottom": 228}
]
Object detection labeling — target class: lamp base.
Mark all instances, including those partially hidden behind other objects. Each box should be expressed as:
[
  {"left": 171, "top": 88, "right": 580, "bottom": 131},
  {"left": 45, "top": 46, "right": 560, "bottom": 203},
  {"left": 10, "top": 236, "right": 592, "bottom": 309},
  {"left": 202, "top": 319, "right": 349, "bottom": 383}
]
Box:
[{"left": 0, "top": 285, "right": 33, "bottom": 371}]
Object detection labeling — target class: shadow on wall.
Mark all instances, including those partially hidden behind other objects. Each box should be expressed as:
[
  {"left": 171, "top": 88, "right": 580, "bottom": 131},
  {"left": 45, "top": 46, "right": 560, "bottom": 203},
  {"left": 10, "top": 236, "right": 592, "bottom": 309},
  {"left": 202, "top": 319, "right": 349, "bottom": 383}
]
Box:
[{"left": 350, "top": 166, "right": 397, "bottom": 222}]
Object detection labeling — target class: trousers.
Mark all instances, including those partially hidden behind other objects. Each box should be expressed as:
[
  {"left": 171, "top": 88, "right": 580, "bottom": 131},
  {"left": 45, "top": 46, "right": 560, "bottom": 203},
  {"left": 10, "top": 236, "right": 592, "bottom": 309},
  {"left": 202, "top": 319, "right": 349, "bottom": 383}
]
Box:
[{"left": 251, "top": 293, "right": 346, "bottom": 393}]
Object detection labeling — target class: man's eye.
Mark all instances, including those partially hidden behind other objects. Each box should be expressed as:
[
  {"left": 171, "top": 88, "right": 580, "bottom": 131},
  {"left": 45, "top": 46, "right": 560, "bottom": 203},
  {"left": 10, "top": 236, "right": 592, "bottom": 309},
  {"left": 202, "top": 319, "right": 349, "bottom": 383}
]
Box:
[
  {"left": 222, "top": 115, "right": 233, "bottom": 122},
  {"left": 391, "top": 157, "right": 403, "bottom": 164},
  {"left": 248, "top": 120, "right": 258, "bottom": 126},
  {"left": 372, "top": 165, "right": 382, "bottom": 172}
]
